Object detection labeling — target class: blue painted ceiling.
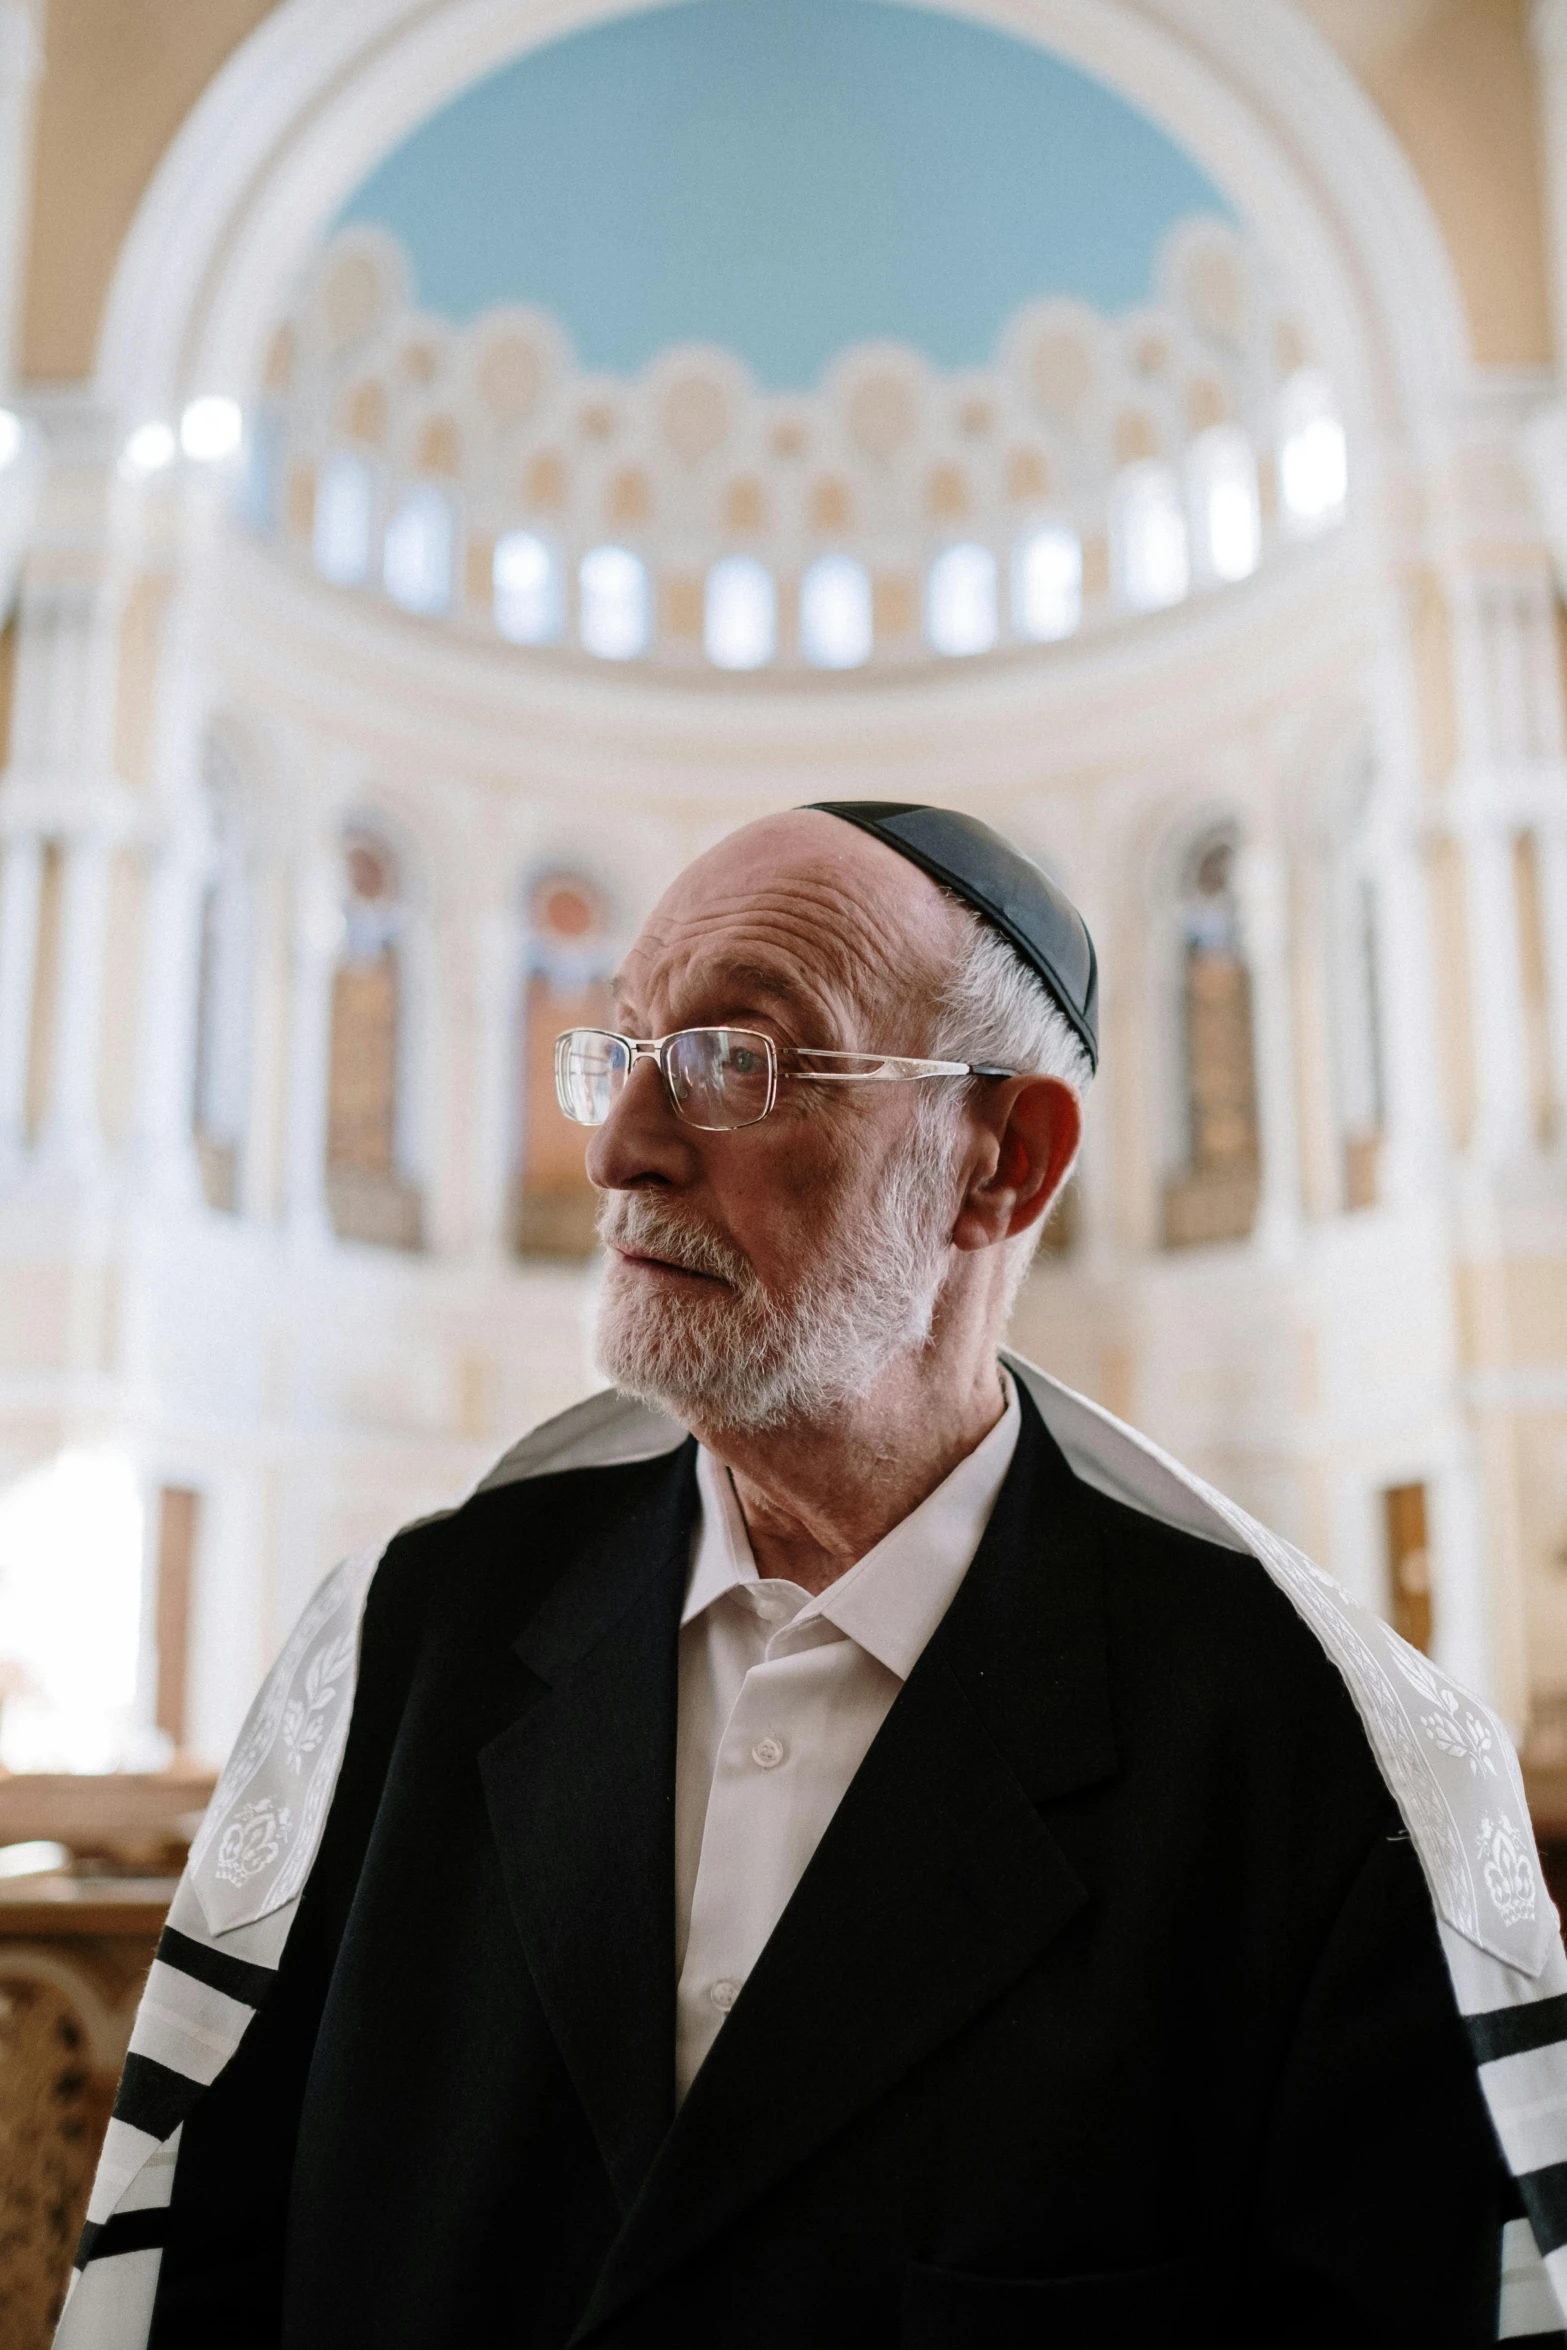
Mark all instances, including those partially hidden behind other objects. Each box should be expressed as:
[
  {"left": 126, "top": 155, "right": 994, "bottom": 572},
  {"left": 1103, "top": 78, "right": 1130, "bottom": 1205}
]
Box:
[{"left": 335, "top": 0, "right": 1232, "bottom": 391}]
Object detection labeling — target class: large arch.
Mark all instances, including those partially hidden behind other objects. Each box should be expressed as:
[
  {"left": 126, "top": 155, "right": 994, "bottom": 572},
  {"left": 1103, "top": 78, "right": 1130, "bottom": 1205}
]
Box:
[
  {"left": 95, "top": 0, "right": 1470, "bottom": 465},
  {"left": 40, "top": 0, "right": 1545, "bottom": 1743}
]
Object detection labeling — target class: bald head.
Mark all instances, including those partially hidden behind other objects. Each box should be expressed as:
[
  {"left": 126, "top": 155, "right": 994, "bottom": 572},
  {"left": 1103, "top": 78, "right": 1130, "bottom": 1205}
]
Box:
[
  {"left": 590, "top": 805, "right": 1083, "bottom": 1448},
  {"left": 616, "top": 809, "right": 966, "bottom": 1055}
]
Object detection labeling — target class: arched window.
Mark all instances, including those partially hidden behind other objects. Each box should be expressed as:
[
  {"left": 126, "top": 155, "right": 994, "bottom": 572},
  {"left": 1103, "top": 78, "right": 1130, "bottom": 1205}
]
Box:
[
  {"left": 1111, "top": 463, "right": 1189, "bottom": 613},
  {"left": 383, "top": 485, "right": 455, "bottom": 615},
  {"left": 799, "top": 554, "right": 872, "bottom": 669},
  {"left": 1187, "top": 427, "right": 1260, "bottom": 586},
  {"left": 514, "top": 874, "right": 615, "bottom": 1257},
  {"left": 1012, "top": 527, "right": 1082, "bottom": 643},
  {"left": 191, "top": 739, "right": 253, "bottom": 1213},
  {"left": 313, "top": 451, "right": 375, "bottom": 585},
  {"left": 705, "top": 555, "right": 776, "bottom": 669},
  {"left": 1161, "top": 828, "right": 1261, "bottom": 1248},
  {"left": 1277, "top": 371, "right": 1347, "bottom": 532},
  {"left": 325, "top": 825, "right": 423, "bottom": 1249},
  {"left": 926, "top": 543, "right": 998, "bottom": 656},
  {"left": 579, "top": 545, "right": 650, "bottom": 659},
  {"left": 493, "top": 530, "right": 562, "bottom": 645}
]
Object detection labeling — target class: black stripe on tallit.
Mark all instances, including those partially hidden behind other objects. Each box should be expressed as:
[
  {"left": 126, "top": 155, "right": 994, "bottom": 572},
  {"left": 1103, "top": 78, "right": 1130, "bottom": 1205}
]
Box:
[
  {"left": 156, "top": 1922, "right": 272, "bottom": 2009},
  {"left": 112, "top": 2052, "right": 207, "bottom": 2146},
  {"left": 1518, "top": 2161, "right": 1567, "bottom": 2259},
  {"left": 75, "top": 2209, "right": 170, "bottom": 2270},
  {"left": 1466, "top": 1995, "right": 1567, "bottom": 2067}
]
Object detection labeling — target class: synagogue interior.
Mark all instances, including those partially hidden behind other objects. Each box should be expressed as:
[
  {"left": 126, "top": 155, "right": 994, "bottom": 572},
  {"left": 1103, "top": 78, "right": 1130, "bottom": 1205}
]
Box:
[{"left": 0, "top": 0, "right": 1565, "bottom": 2334}]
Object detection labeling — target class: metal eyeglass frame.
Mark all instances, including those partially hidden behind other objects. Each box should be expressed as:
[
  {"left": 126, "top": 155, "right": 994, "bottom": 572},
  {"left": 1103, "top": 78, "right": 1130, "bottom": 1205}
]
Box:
[{"left": 554, "top": 1025, "right": 1016, "bottom": 1132}]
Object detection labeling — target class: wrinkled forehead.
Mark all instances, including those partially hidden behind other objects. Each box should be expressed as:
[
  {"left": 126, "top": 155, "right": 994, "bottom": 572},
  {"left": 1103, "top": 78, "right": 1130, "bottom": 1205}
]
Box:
[{"left": 616, "top": 813, "right": 960, "bottom": 1037}]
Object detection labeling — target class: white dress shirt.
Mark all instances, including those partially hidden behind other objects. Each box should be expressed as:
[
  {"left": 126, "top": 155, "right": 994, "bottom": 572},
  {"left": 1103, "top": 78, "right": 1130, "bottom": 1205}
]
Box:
[{"left": 673, "top": 1370, "right": 1022, "bottom": 2100}]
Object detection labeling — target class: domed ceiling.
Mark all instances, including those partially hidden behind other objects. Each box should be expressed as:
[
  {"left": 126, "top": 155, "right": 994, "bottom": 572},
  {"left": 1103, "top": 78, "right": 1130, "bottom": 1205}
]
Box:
[
  {"left": 249, "top": 0, "right": 1342, "bottom": 678},
  {"left": 334, "top": 0, "right": 1232, "bottom": 389}
]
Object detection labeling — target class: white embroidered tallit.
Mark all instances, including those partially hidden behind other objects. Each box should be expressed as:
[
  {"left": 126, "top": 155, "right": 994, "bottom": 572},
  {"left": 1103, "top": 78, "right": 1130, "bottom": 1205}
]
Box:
[{"left": 56, "top": 1358, "right": 1567, "bottom": 2346}]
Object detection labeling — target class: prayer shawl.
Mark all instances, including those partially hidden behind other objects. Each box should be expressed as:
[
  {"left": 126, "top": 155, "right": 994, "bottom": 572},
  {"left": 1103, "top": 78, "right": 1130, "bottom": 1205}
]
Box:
[{"left": 55, "top": 1353, "right": 1567, "bottom": 2348}]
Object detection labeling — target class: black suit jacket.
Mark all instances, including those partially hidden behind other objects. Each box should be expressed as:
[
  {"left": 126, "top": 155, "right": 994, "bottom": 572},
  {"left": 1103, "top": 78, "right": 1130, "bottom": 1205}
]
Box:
[{"left": 147, "top": 1387, "right": 1506, "bottom": 2348}]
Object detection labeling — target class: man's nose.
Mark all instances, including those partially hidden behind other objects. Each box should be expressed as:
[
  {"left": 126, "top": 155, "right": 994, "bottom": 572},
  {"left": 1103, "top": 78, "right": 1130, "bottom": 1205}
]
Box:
[{"left": 584, "top": 1052, "right": 697, "bottom": 1190}]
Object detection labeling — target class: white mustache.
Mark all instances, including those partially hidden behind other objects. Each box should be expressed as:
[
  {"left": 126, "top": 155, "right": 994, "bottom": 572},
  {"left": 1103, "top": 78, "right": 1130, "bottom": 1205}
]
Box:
[
  {"left": 593, "top": 1107, "right": 961, "bottom": 1435},
  {"left": 598, "top": 1194, "right": 752, "bottom": 1288}
]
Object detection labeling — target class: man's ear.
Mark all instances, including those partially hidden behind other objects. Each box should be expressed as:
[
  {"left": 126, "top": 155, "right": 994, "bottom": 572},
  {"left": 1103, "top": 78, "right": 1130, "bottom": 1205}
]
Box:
[{"left": 950, "top": 1076, "right": 1082, "bottom": 1253}]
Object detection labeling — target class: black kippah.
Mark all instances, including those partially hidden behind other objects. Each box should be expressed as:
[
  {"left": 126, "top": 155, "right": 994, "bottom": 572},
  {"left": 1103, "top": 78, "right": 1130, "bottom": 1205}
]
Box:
[{"left": 803, "top": 801, "right": 1098, "bottom": 1072}]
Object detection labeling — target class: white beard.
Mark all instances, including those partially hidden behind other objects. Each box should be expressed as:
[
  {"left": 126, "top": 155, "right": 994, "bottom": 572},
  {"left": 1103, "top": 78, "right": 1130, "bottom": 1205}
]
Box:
[{"left": 593, "top": 1106, "right": 961, "bottom": 1435}]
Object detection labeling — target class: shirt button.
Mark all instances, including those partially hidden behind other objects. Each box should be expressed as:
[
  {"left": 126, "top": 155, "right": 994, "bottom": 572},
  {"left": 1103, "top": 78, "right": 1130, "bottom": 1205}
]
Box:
[
  {"left": 751, "top": 1734, "right": 786, "bottom": 1770},
  {"left": 710, "top": 1978, "right": 741, "bottom": 2013}
]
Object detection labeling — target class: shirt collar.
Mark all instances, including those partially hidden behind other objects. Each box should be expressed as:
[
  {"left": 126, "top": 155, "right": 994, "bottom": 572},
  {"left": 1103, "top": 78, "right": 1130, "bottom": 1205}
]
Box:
[
  {"left": 683, "top": 1370, "right": 1022, "bottom": 1681},
  {"left": 685, "top": 1442, "right": 761, "bottom": 1621}
]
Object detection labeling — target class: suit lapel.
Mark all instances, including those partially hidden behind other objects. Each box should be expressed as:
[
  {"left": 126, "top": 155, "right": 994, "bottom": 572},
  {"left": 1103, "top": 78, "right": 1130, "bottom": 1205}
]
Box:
[
  {"left": 478, "top": 1442, "right": 697, "bottom": 2212},
  {"left": 575, "top": 1392, "right": 1117, "bottom": 2339}
]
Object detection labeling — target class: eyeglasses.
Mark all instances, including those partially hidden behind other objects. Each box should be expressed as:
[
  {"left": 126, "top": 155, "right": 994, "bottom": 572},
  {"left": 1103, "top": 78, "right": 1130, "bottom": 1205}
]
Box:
[{"left": 554, "top": 1027, "right": 1015, "bottom": 1133}]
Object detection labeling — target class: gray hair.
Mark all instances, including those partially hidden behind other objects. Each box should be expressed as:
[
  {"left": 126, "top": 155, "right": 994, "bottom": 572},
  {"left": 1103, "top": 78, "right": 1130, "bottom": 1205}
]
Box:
[
  {"left": 595, "top": 895, "right": 1096, "bottom": 1429},
  {"left": 923, "top": 900, "right": 1094, "bottom": 1311}
]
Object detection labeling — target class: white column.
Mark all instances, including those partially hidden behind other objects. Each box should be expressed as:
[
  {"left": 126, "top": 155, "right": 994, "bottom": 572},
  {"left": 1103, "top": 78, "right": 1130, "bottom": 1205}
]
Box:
[
  {"left": 1520, "top": 403, "right": 1567, "bottom": 603},
  {"left": 132, "top": 819, "right": 205, "bottom": 1202},
  {"left": 1534, "top": 819, "right": 1567, "bottom": 1142},
  {"left": 240, "top": 849, "right": 288, "bottom": 1222},
  {"left": 1457, "top": 818, "right": 1534, "bottom": 1163},
  {"left": 1491, "top": 582, "right": 1533, "bottom": 762},
  {"left": 38, "top": 828, "right": 109, "bottom": 1167},
  {"left": 1430, "top": 1448, "right": 1503, "bottom": 1708},
  {"left": 1441, "top": 552, "right": 1541, "bottom": 1166},
  {"left": 1525, "top": 578, "right": 1564, "bottom": 757},
  {"left": 1447, "top": 569, "right": 1559, "bottom": 767},
  {"left": 1371, "top": 822, "right": 1449, "bottom": 1205},
  {"left": 1237, "top": 839, "right": 1302, "bottom": 1254},
  {"left": 0, "top": 825, "right": 39, "bottom": 1159},
  {"left": 282, "top": 847, "right": 337, "bottom": 1240},
  {"left": 1447, "top": 574, "right": 1496, "bottom": 772},
  {"left": 468, "top": 904, "right": 517, "bottom": 1263}
]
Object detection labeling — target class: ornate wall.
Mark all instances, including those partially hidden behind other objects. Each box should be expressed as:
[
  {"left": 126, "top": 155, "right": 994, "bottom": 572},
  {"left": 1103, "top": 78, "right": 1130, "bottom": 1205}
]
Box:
[
  {"left": 253, "top": 210, "right": 1339, "bottom": 675},
  {"left": 0, "top": 0, "right": 1561, "bottom": 1778}
]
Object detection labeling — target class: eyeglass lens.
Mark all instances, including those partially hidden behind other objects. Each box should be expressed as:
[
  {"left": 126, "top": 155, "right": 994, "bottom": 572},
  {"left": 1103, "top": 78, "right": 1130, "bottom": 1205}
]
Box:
[
  {"left": 555, "top": 1029, "right": 776, "bottom": 1130},
  {"left": 555, "top": 1031, "right": 631, "bottom": 1126},
  {"left": 664, "top": 1030, "right": 773, "bottom": 1129}
]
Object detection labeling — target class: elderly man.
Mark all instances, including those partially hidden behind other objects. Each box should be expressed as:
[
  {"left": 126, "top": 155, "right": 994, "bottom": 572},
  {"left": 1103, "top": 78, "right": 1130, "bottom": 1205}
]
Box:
[{"left": 62, "top": 804, "right": 1564, "bottom": 2350}]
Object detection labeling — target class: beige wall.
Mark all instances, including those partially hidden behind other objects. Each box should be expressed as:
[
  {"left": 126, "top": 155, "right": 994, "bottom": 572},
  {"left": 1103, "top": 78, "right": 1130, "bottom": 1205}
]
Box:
[
  {"left": 1306, "top": 0, "right": 1554, "bottom": 367},
  {"left": 21, "top": 0, "right": 279, "bottom": 382}
]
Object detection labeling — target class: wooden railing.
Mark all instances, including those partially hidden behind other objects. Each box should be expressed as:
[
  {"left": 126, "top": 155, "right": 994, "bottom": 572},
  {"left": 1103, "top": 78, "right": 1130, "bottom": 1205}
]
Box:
[{"left": 0, "top": 1775, "right": 212, "bottom": 2349}]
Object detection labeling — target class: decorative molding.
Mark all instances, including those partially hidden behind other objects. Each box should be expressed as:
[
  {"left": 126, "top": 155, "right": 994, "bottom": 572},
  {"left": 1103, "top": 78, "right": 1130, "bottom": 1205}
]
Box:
[
  {"left": 207, "top": 505, "right": 1373, "bottom": 791},
  {"left": 255, "top": 214, "right": 1334, "bottom": 674}
]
